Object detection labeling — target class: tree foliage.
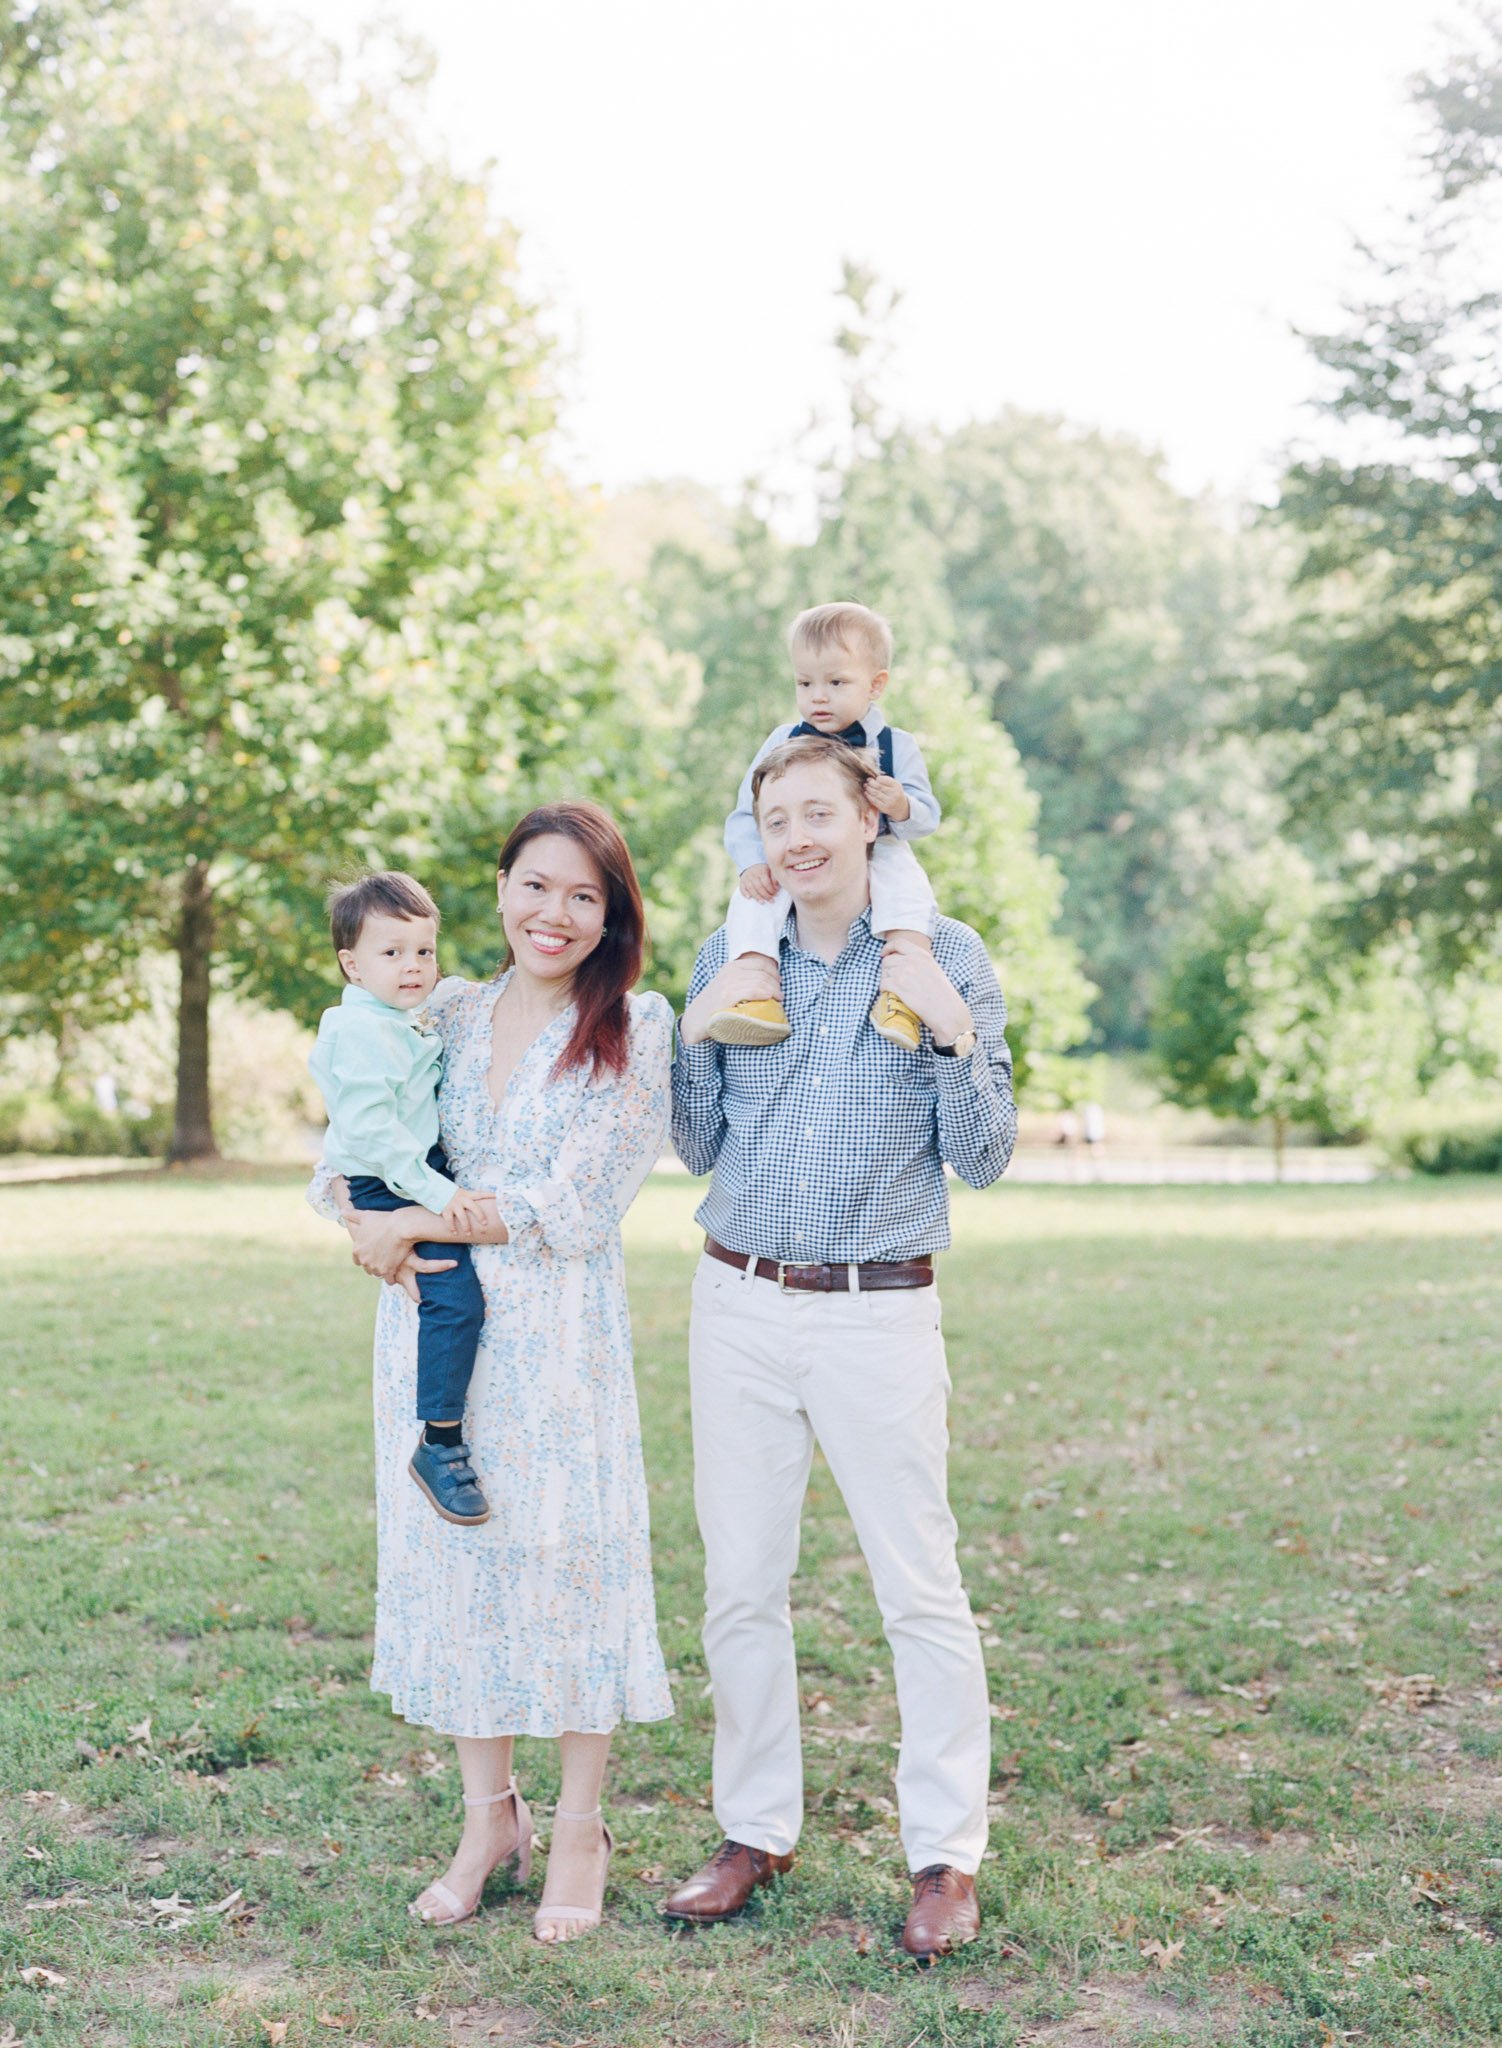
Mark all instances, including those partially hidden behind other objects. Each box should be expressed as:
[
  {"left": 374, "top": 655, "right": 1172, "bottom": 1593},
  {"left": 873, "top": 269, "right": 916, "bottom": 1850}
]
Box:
[
  {"left": 0, "top": 0, "right": 616, "bottom": 1154},
  {"left": 1270, "top": 7, "right": 1502, "bottom": 960},
  {"left": 632, "top": 270, "right": 1095, "bottom": 1092},
  {"left": 1151, "top": 846, "right": 1435, "bottom": 1155},
  {"left": 916, "top": 412, "right": 1263, "bottom": 1046}
]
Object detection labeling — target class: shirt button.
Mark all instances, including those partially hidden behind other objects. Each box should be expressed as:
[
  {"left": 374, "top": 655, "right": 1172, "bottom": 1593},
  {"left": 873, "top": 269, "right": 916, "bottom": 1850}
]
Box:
[
  {"left": 803, "top": 1126, "right": 814, "bottom": 1139},
  {"left": 819, "top": 1025, "right": 828, "bottom": 1036},
  {"left": 810, "top": 1075, "right": 821, "bottom": 1088}
]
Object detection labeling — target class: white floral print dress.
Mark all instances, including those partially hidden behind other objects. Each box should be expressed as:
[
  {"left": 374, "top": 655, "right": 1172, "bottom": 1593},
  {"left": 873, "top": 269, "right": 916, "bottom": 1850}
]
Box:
[{"left": 314, "top": 974, "right": 675, "bottom": 1739}]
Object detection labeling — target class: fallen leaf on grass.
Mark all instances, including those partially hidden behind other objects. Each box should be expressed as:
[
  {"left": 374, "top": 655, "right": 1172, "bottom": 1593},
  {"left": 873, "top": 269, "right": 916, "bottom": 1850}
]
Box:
[
  {"left": 1411, "top": 1870, "right": 1457, "bottom": 1906},
  {"left": 1367, "top": 1673, "right": 1447, "bottom": 1711},
  {"left": 22, "top": 1845, "right": 51, "bottom": 1862},
  {"left": 636, "top": 1865, "right": 667, "bottom": 1885},
  {"left": 21, "top": 1789, "right": 56, "bottom": 1807},
  {"left": 1, "top": 2025, "right": 23, "bottom": 2046},
  {"left": 316, "top": 2012, "right": 353, "bottom": 2029},
  {"left": 19, "top": 1966, "right": 67, "bottom": 1987},
  {"left": 1140, "top": 1937, "right": 1184, "bottom": 1971},
  {"left": 26, "top": 1895, "right": 94, "bottom": 1912},
  {"left": 260, "top": 2022, "right": 288, "bottom": 2046},
  {"left": 1104, "top": 1797, "right": 1128, "bottom": 1820}
]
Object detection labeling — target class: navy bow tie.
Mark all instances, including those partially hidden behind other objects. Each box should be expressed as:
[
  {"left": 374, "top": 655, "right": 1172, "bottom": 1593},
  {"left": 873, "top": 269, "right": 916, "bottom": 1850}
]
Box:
[{"left": 789, "top": 719, "right": 869, "bottom": 747}]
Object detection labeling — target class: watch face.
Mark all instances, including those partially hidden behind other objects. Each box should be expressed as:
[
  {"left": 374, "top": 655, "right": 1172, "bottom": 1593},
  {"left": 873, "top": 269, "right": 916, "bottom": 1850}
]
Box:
[{"left": 938, "top": 1029, "right": 977, "bottom": 1056}]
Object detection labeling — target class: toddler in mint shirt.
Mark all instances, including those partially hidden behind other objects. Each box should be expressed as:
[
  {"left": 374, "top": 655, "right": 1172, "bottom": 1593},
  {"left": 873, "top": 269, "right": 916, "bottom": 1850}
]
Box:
[{"left": 309, "top": 871, "right": 492, "bottom": 1528}]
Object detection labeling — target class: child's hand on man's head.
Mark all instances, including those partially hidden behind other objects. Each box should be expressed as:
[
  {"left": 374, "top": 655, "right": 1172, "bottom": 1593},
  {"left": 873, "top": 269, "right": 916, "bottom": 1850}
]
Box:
[
  {"left": 866, "top": 774, "right": 911, "bottom": 821},
  {"left": 739, "top": 863, "right": 780, "bottom": 904}
]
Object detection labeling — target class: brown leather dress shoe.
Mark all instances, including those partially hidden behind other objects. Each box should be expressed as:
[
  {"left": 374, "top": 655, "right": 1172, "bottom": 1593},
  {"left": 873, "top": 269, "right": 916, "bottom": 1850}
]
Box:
[
  {"left": 901, "top": 1864, "right": 980, "bottom": 1963},
  {"left": 660, "top": 1838, "right": 795, "bottom": 1923}
]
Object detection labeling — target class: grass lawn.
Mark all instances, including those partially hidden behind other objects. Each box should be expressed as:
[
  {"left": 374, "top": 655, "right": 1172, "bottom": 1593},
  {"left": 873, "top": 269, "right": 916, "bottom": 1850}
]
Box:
[{"left": 3, "top": 1170, "right": 1502, "bottom": 2047}]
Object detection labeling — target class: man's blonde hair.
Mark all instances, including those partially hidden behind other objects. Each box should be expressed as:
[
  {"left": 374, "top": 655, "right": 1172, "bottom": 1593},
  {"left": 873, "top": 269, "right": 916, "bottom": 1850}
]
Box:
[
  {"left": 751, "top": 733, "right": 878, "bottom": 815},
  {"left": 788, "top": 600, "right": 893, "bottom": 671}
]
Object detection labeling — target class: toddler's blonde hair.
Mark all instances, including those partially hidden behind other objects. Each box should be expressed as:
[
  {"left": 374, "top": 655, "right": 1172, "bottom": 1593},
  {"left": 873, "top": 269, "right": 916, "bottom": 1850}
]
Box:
[{"left": 788, "top": 600, "right": 893, "bottom": 672}]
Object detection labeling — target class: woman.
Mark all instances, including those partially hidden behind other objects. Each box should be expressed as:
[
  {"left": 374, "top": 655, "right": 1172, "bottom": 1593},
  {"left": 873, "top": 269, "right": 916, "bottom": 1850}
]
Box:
[{"left": 312, "top": 800, "right": 673, "bottom": 1944}]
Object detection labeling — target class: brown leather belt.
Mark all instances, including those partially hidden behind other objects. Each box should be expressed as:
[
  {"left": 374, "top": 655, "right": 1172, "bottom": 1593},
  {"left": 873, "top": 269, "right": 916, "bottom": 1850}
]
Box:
[{"left": 704, "top": 1235, "right": 934, "bottom": 1293}]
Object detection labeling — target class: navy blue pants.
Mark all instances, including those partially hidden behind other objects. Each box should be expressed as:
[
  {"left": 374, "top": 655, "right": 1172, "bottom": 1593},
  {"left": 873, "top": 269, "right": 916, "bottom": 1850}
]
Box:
[{"left": 348, "top": 1144, "right": 484, "bottom": 1426}]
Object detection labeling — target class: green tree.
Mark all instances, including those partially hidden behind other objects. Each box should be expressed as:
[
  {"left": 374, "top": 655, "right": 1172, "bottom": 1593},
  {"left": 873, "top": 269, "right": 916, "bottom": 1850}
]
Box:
[
  {"left": 0, "top": 0, "right": 606, "bottom": 1156},
  {"left": 1270, "top": 7, "right": 1502, "bottom": 959},
  {"left": 1151, "top": 846, "right": 1430, "bottom": 1169},
  {"left": 631, "top": 267, "right": 1094, "bottom": 1090},
  {"left": 915, "top": 410, "right": 1263, "bottom": 1046}
]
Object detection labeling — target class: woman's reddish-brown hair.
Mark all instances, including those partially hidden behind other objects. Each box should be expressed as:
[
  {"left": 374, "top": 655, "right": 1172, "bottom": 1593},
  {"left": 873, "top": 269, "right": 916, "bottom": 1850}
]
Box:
[{"left": 496, "top": 801, "right": 646, "bottom": 1080}]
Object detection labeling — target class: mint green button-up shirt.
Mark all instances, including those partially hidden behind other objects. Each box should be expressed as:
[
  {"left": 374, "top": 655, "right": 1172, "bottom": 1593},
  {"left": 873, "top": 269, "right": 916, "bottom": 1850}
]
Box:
[{"left": 308, "top": 984, "right": 457, "bottom": 1213}]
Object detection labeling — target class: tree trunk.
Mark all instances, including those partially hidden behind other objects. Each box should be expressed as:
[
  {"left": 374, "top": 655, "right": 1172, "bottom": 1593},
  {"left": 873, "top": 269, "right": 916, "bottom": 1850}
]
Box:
[
  {"left": 1272, "top": 1113, "right": 1287, "bottom": 1183},
  {"left": 169, "top": 858, "right": 219, "bottom": 1162}
]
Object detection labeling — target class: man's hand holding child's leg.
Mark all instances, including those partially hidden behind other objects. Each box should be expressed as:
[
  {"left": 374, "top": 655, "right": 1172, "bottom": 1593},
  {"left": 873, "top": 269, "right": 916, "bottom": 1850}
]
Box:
[{"left": 871, "top": 928, "right": 934, "bottom": 1052}]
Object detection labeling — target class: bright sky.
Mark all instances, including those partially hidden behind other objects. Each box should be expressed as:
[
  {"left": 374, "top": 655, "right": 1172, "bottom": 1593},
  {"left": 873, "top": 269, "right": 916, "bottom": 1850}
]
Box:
[{"left": 265, "top": 0, "right": 1456, "bottom": 508}]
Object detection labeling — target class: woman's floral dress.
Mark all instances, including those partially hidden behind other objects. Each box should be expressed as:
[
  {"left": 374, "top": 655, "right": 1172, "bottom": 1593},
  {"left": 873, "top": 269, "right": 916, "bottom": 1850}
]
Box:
[{"left": 316, "top": 974, "right": 674, "bottom": 1738}]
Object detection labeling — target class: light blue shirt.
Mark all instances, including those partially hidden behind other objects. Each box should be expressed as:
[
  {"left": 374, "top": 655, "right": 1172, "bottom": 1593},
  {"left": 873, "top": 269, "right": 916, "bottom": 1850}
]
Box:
[
  {"left": 307, "top": 984, "right": 456, "bottom": 1212},
  {"left": 723, "top": 705, "right": 941, "bottom": 873},
  {"left": 672, "top": 910, "right": 1016, "bottom": 1262}
]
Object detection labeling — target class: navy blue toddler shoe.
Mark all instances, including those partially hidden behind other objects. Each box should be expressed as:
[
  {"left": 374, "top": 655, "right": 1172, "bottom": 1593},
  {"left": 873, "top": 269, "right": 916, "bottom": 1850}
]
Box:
[{"left": 409, "top": 1437, "right": 491, "bottom": 1525}]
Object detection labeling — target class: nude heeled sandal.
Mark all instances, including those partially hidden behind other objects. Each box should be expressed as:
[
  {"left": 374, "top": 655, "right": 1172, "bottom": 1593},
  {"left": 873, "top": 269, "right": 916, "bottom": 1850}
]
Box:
[
  {"left": 533, "top": 1805, "right": 615, "bottom": 1943},
  {"left": 408, "top": 1778, "right": 534, "bottom": 1927}
]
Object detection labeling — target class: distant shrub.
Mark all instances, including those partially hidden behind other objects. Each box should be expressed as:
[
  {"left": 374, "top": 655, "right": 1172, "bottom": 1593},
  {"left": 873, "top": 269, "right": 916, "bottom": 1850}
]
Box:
[
  {"left": 1381, "top": 1101, "right": 1502, "bottom": 1175},
  {"left": 0, "top": 1090, "right": 167, "bottom": 1158}
]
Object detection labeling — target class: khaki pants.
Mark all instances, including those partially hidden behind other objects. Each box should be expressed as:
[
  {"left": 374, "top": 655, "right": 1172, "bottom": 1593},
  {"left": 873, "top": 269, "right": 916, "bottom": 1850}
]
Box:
[{"left": 688, "top": 1252, "right": 990, "bottom": 1873}]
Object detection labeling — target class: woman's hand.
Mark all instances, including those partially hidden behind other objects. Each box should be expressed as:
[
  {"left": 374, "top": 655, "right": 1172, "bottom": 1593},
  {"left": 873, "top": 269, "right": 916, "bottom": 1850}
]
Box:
[
  {"left": 347, "top": 1207, "right": 457, "bottom": 1290},
  {"left": 389, "top": 1248, "right": 458, "bottom": 1305}
]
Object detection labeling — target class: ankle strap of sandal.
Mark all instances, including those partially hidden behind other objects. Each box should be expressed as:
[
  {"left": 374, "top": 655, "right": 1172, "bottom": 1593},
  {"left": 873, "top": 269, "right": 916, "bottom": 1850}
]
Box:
[
  {"left": 462, "top": 1777, "right": 519, "bottom": 1809},
  {"left": 553, "top": 1805, "right": 602, "bottom": 1821}
]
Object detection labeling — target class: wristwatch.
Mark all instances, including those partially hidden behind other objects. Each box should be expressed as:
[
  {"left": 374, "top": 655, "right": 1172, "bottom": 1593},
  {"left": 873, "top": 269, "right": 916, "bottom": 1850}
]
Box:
[{"left": 934, "top": 1027, "right": 978, "bottom": 1058}]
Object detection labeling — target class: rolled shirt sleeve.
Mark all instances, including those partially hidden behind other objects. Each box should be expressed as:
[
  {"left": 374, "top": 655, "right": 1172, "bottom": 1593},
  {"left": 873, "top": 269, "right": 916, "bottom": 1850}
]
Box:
[
  {"left": 669, "top": 932, "right": 730, "bottom": 1176},
  {"left": 934, "top": 932, "right": 1017, "bottom": 1188}
]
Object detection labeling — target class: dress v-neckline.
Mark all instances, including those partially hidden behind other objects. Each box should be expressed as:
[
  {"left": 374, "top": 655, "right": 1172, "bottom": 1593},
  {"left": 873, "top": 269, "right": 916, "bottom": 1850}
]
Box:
[{"left": 482, "top": 970, "right": 575, "bottom": 1114}]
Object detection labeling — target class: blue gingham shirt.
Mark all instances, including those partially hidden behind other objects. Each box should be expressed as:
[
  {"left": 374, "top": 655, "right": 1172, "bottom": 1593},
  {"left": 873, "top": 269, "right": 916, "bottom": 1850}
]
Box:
[{"left": 671, "top": 909, "right": 1017, "bottom": 1263}]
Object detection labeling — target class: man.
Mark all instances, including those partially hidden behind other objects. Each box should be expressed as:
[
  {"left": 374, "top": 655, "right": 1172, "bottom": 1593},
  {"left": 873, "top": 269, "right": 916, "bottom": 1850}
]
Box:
[{"left": 665, "top": 734, "right": 1017, "bottom": 1962}]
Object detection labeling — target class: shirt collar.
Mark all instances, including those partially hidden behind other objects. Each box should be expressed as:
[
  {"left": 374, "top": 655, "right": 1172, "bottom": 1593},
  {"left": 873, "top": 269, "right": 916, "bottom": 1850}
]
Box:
[
  {"left": 782, "top": 902, "right": 877, "bottom": 955},
  {"left": 339, "top": 983, "right": 427, "bottom": 1027}
]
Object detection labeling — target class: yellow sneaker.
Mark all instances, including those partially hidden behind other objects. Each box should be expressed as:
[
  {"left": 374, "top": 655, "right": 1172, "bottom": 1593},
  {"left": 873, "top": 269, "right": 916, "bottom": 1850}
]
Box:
[
  {"left": 705, "top": 997, "right": 792, "bottom": 1046},
  {"left": 869, "top": 990, "right": 922, "bottom": 1052}
]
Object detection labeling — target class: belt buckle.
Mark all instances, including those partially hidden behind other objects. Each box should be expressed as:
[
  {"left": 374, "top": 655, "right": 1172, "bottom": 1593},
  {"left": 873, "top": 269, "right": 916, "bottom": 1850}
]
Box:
[{"left": 777, "top": 1261, "right": 821, "bottom": 1294}]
